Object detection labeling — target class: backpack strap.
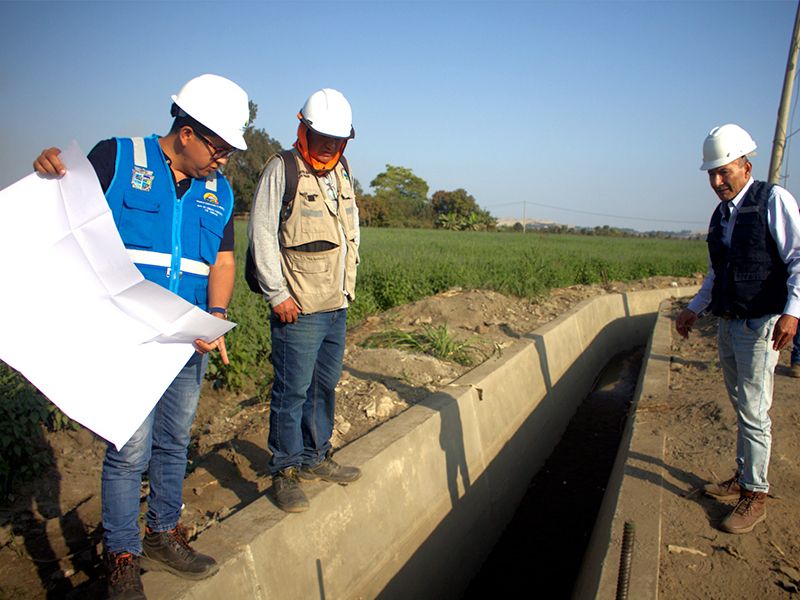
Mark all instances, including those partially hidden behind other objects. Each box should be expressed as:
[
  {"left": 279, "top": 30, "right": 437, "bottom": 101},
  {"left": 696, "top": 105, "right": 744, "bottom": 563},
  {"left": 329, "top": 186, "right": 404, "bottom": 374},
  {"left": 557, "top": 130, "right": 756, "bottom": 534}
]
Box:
[{"left": 278, "top": 149, "right": 299, "bottom": 223}]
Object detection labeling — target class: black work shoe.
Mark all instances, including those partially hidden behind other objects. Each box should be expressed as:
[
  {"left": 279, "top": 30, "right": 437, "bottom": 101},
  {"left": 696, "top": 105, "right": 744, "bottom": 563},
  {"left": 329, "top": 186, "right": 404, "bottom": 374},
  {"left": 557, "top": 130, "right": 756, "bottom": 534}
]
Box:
[
  {"left": 140, "top": 525, "right": 219, "bottom": 580},
  {"left": 273, "top": 466, "right": 310, "bottom": 512},
  {"left": 107, "top": 551, "right": 146, "bottom": 600},
  {"left": 299, "top": 452, "right": 362, "bottom": 485}
]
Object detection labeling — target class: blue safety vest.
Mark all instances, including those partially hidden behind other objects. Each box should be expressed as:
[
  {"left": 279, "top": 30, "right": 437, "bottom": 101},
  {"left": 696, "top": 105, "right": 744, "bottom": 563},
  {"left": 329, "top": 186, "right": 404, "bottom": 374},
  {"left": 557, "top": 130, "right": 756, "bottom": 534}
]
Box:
[{"left": 104, "top": 135, "right": 233, "bottom": 309}]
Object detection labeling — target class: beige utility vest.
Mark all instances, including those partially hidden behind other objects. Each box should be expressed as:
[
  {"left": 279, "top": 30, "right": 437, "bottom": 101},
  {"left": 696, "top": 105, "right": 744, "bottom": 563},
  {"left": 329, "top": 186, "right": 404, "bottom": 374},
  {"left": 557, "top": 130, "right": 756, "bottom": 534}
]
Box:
[{"left": 279, "top": 149, "right": 358, "bottom": 314}]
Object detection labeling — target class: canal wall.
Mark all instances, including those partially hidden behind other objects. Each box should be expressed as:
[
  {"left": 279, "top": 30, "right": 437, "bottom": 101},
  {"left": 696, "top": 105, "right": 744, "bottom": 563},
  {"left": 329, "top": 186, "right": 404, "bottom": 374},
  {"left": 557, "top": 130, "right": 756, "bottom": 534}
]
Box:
[{"left": 146, "top": 287, "right": 697, "bottom": 600}]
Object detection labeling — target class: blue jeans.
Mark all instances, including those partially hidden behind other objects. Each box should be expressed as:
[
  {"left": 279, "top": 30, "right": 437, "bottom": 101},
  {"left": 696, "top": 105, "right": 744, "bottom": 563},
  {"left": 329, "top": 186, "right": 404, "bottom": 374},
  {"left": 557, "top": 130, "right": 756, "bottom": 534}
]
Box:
[
  {"left": 717, "top": 315, "right": 779, "bottom": 493},
  {"left": 101, "top": 352, "right": 207, "bottom": 555},
  {"left": 792, "top": 328, "right": 800, "bottom": 365},
  {"left": 268, "top": 309, "right": 346, "bottom": 475}
]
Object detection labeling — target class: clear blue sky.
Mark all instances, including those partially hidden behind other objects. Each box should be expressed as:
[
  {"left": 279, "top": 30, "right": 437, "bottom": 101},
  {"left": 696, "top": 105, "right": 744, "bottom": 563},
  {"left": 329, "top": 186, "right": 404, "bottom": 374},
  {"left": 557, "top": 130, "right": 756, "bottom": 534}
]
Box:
[{"left": 2, "top": 0, "right": 799, "bottom": 232}]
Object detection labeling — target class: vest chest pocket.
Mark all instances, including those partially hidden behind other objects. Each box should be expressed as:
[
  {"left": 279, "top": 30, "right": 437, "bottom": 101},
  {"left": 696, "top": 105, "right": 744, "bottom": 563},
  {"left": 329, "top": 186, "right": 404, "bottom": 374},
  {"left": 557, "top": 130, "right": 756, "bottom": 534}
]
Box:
[
  {"left": 118, "top": 192, "right": 160, "bottom": 249},
  {"left": 341, "top": 194, "right": 356, "bottom": 231},
  {"left": 299, "top": 192, "right": 329, "bottom": 234},
  {"left": 198, "top": 214, "right": 225, "bottom": 265},
  {"left": 731, "top": 261, "right": 769, "bottom": 282}
]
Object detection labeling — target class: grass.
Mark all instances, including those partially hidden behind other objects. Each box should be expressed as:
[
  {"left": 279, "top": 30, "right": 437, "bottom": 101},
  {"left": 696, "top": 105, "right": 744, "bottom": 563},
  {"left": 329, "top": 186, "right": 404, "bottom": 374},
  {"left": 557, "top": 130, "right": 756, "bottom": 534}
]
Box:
[{"left": 361, "top": 321, "right": 498, "bottom": 366}]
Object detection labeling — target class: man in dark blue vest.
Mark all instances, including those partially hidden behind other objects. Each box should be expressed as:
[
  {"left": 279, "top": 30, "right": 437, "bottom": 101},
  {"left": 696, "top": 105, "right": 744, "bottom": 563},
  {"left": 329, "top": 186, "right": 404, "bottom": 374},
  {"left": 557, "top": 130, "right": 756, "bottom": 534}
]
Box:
[
  {"left": 33, "top": 74, "right": 249, "bottom": 600},
  {"left": 676, "top": 124, "right": 800, "bottom": 535}
]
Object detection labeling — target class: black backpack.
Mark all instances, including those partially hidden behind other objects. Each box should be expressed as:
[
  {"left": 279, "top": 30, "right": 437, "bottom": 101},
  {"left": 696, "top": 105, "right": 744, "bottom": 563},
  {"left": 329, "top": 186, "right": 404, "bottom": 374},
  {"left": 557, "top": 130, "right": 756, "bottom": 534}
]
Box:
[{"left": 244, "top": 150, "right": 351, "bottom": 294}]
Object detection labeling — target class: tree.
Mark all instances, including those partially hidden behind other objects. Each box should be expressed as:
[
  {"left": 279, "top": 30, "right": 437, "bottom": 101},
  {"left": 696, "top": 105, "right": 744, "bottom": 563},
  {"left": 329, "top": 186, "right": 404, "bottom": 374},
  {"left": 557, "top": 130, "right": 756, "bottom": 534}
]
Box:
[
  {"left": 358, "top": 192, "right": 389, "bottom": 227},
  {"left": 370, "top": 165, "right": 430, "bottom": 227},
  {"left": 475, "top": 208, "right": 498, "bottom": 231},
  {"left": 430, "top": 188, "right": 480, "bottom": 219},
  {"left": 223, "top": 101, "right": 283, "bottom": 214},
  {"left": 437, "top": 212, "right": 462, "bottom": 230}
]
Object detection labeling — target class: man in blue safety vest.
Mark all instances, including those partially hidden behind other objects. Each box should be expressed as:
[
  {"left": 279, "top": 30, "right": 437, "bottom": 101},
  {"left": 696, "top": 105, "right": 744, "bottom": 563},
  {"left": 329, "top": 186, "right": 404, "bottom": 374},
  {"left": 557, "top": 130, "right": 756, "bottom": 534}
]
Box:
[
  {"left": 33, "top": 74, "right": 249, "bottom": 600},
  {"left": 676, "top": 124, "right": 800, "bottom": 535}
]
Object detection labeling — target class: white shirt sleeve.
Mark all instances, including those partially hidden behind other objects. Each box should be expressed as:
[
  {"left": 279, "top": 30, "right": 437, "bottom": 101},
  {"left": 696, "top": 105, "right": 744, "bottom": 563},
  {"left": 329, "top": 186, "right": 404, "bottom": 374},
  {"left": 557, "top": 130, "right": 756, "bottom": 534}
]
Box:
[{"left": 768, "top": 185, "right": 800, "bottom": 318}]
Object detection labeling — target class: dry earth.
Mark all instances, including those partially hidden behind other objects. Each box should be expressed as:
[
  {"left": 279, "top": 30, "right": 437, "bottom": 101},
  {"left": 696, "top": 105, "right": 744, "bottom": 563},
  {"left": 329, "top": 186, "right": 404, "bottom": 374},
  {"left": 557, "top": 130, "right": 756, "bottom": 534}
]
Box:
[
  {"left": 654, "top": 298, "right": 800, "bottom": 599},
  {"left": 0, "top": 275, "right": 718, "bottom": 599}
]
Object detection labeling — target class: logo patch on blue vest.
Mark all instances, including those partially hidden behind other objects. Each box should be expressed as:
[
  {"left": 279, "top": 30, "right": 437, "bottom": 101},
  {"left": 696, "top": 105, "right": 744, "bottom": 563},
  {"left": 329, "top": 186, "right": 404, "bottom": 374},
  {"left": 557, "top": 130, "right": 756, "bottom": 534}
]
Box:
[
  {"left": 203, "top": 192, "right": 219, "bottom": 205},
  {"left": 131, "top": 167, "right": 154, "bottom": 192}
]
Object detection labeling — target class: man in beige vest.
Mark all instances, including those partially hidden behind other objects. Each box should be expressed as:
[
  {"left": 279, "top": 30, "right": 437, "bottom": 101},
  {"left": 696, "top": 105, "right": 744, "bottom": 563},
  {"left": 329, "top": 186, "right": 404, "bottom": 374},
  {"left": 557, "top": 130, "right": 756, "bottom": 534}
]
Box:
[{"left": 248, "top": 89, "right": 361, "bottom": 512}]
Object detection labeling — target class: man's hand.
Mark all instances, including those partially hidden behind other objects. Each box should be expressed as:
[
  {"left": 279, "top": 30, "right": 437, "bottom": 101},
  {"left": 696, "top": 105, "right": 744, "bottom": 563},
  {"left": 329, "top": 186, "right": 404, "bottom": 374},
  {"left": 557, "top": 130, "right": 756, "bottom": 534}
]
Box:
[
  {"left": 273, "top": 297, "right": 300, "bottom": 324},
  {"left": 772, "top": 314, "right": 799, "bottom": 351},
  {"left": 33, "top": 148, "right": 66, "bottom": 177},
  {"left": 194, "top": 312, "right": 229, "bottom": 364},
  {"left": 675, "top": 308, "right": 698, "bottom": 339}
]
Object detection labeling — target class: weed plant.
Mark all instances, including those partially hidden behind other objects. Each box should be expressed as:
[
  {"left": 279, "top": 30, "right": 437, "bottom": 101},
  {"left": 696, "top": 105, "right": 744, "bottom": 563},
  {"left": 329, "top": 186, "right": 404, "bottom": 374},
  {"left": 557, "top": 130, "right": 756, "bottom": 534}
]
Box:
[
  {"left": 0, "top": 361, "right": 77, "bottom": 500},
  {"left": 362, "top": 321, "right": 496, "bottom": 366}
]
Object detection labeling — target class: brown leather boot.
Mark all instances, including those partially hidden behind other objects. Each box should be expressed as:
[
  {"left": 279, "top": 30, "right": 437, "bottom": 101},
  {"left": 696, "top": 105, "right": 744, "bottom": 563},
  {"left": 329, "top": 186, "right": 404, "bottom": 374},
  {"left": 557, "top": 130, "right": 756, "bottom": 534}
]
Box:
[
  {"left": 703, "top": 471, "right": 741, "bottom": 500},
  {"left": 720, "top": 489, "right": 767, "bottom": 534}
]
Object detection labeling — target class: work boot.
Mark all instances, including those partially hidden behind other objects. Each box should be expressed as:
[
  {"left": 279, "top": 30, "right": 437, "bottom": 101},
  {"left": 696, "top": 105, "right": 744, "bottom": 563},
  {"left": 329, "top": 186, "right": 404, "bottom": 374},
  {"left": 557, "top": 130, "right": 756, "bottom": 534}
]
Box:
[
  {"left": 720, "top": 489, "right": 767, "bottom": 534},
  {"left": 273, "top": 466, "right": 310, "bottom": 512},
  {"left": 140, "top": 525, "right": 219, "bottom": 580},
  {"left": 790, "top": 363, "right": 800, "bottom": 378},
  {"left": 299, "top": 451, "right": 362, "bottom": 485},
  {"left": 106, "top": 551, "right": 146, "bottom": 600},
  {"left": 703, "top": 472, "right": 741, "bottom": 500}
]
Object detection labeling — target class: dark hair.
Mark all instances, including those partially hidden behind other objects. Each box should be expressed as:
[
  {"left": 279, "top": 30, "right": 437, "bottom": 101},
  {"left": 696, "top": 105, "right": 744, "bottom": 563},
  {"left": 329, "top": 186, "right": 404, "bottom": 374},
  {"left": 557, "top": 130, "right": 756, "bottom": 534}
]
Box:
[
  {"left": 169, "top": 103, "right": 215, "bottom": 138},
  {"left": 739, "top": 156, "right": 750, "bottom": 166}
]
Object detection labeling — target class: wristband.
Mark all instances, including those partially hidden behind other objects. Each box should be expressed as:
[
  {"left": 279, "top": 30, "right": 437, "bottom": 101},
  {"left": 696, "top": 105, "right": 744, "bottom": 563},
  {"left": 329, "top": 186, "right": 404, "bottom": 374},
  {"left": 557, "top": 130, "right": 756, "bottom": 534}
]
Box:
[{"left": 209, "top": 307, "right": 228, "bottom": 318}]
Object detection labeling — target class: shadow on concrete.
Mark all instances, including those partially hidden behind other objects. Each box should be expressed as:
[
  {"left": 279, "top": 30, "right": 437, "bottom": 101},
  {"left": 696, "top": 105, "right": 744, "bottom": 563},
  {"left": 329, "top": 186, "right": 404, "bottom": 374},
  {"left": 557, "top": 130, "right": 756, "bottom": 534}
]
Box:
[{"left": 376, "top": 322, "right": 650, "bottom": 600}]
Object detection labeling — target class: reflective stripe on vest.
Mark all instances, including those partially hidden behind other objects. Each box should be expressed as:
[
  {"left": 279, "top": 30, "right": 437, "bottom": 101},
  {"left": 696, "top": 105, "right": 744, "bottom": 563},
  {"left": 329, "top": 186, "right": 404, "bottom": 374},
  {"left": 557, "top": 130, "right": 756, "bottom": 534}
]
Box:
[
  {"left": 132, "top": 138, "right": 147, "bottom": 168},
  {"left": 132, "top": 137, "right": 217, "bottom": 191},
  {"left": 126, "top": 249, "right": 211, "bottom": 276}
]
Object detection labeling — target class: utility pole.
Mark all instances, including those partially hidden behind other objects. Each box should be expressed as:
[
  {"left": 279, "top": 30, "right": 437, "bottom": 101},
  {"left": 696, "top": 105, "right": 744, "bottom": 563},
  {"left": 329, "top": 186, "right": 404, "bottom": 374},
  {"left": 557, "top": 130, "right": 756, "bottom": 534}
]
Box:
[
  {"left": 769, "top": 0, "right": 800, "bottom": 184},
  {"left": 522, "top": 201, "right": 527, "bottom": 233}
]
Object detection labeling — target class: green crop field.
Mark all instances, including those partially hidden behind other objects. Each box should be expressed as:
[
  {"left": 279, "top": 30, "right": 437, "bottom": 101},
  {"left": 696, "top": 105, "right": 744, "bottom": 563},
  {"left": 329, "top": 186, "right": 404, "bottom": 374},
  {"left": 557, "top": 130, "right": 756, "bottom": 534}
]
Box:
[{"left": 351, "top": 227, "right": 707, "bottom": 323}]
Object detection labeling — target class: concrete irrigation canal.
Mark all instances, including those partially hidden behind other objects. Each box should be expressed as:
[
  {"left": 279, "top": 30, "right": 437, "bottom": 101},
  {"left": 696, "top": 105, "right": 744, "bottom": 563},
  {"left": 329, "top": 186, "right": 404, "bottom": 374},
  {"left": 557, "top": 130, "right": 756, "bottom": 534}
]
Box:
[{"left": 144, "top": 286, "right": 698, "bottom": 600}]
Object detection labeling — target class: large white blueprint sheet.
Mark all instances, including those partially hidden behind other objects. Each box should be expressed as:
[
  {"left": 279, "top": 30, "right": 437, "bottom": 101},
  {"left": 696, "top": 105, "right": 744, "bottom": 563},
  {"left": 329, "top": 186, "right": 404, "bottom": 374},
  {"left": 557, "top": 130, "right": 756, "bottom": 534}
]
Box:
[{"left": 0, "top": 142, "right": 235, "bottom": 450}]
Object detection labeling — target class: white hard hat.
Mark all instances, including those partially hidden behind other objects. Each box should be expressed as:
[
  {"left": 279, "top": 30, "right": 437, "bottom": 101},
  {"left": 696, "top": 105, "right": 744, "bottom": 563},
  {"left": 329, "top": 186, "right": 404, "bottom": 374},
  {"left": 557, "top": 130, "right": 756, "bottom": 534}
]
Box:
[
  {"left": 299, "top": 88, "right": 354, "bottom": 139},
  {"left": 700, "top": 124, "right": 757, "bottom": 171},
  {"left": 171, "top": 74, "right": 249, "bottom": 150}
]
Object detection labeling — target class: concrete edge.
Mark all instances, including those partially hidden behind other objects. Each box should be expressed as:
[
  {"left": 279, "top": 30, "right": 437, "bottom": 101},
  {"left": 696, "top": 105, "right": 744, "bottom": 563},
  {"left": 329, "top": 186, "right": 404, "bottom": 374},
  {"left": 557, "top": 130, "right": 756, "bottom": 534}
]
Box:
[
  {"left": 572, "top": 296, "right": 676, "bottom": 600},
  {"left": 146, "top": 287, "right": 696, "bottom": 600}
]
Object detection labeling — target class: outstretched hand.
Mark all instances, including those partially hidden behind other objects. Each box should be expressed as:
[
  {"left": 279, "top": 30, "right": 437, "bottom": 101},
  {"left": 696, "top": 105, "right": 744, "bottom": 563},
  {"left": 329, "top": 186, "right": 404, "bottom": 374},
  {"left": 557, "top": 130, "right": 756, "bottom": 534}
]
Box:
[
  {"left": 675, "top": 308, "right": 698, "bottom": 339},
  {"left": 194, "top": 312, "right": 229, "bottom": 364}
]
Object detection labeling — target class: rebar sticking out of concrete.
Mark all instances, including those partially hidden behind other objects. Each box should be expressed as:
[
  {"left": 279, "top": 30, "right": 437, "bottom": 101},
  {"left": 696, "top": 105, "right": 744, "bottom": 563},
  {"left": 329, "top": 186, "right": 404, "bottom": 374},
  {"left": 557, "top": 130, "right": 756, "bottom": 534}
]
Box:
[{"left": 615, "top": 521, "right": 636, "bottom": 600}]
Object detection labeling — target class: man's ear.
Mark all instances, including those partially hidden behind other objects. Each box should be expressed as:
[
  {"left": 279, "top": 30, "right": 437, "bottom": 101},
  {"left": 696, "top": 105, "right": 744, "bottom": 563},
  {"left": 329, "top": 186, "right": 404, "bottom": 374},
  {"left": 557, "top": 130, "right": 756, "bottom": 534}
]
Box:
[{"left": 178, "top": 126, "right": 194, "bottom": 148}]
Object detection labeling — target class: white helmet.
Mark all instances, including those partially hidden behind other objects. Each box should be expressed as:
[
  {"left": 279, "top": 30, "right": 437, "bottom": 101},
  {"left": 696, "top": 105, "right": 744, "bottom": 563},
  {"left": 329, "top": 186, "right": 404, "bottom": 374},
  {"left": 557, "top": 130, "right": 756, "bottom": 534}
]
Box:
[
  {"left": 299, "top": 88, "right": 354, "bottom": 139},
  {"left": 700, "top": 124, "right": 757, "bottom": 171},
  {"left": 171, "top": 74, "right": 249, "bottom": 150}
]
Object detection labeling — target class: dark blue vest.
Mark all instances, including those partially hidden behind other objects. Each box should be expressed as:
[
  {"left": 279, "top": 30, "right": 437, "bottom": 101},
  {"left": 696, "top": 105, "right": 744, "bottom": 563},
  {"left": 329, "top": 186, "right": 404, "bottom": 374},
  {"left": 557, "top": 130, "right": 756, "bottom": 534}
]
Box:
[
  {"left": 707, "top": 180, "right": 788, "bottom": 317},
  {"left": 104, "top": 136, "right": 233, "bottom": 309}
]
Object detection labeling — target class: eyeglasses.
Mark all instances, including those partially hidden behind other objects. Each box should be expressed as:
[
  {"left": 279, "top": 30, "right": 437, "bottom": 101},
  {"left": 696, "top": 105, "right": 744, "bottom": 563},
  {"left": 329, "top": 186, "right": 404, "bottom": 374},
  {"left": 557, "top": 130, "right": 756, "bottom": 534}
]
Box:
[{"left": 193, "top": 130, "right": 237, "bottom": 160}]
